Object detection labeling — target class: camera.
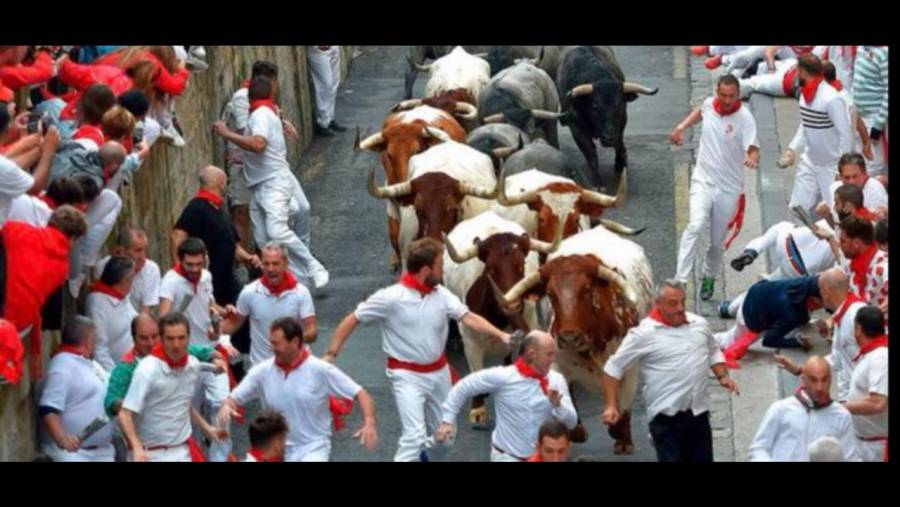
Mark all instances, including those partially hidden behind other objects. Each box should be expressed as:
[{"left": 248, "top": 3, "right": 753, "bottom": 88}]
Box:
[
  {"left": 26, "top": 113, "right": 49, "bottom": 136},
  {"left": 133, "top": 125, "right": 144, "bottom": 146}
]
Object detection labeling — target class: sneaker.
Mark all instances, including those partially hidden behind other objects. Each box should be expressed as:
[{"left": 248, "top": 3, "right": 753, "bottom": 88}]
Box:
[
  {"left": 700, "top": 277, "right": 715, "bottom": 301},
  {"left": 312, "top": 267, "right": 330, "bottom": 289},
  {"left": 314, "top": 124, "right": 335, "bottom": 138},
  {"left": 189, "top": 46, "right": 206, "bottom": 59},
  {"left": 159, "top": 123, "right": 186, "bottom": 147},
  {"left": 730, "top": 249, "right": 758, "bottom": 272},
  {"left": 718, "top": 300, "right": 733, "bottom": 319},
  {"left": 690, "top": 46, "right": 709, "bottom": 57},
  {"left": 328, "top": 121, "right": 348, "bottom": 132},
  {"left": 704, "top": 55, "right": 723, "bottom": 70}
]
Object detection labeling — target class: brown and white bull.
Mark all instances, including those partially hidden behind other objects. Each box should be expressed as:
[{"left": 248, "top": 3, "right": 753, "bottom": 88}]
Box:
[
  {"left": 367, "top": 141, "right": 498, "bottom": 268},
  {"left": 490, "top": 224, "right": 654, "bottom": 454},
  {"left": 441, "top": 211, "right": 561, "bottom": 425},
  {"left": 356, "top": 106, "right": 467, "bottom": 270}
]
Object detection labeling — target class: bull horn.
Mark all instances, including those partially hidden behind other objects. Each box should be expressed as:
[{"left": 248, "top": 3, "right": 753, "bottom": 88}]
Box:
[
  {"left": 407, "top": 55, "right": 432, "bottom": 73},
  {"left": 497, "top": 271, "right": 542, "bottom": 307},
  {"left": 442, "top": 232, "right": 479, "bottom": 263},
  {"left": 596, "top": 265, "right": 639, "bottom": 310},
  {"left": 492, "top": 146, "right": 516, "bottom": 159},
  {"left": 529, "top": 46, "right": 545, "bottom": 66},
  {"left": 391, "top": 99, "right": 422, "bottom": 112},
  {"left": 454, "top": 101, "right": 478, "bottom": 120},
  {"left": 622, "top": 82, "right": 659, "bottom": 95},
  {"left": 496, "top": 163, "right": 540, "bottom": 206},
  {"left": 530, "top": 109, "right": 564, "bottom": 121},
  {"left": 482, "top": 113, "right": 505, "bottom": 124},
  {"left": 528, "top": 221, "right": 563, "bottom": 254},
  {"left": 568, "top": 83, "right": 594, "bottom": 98},
  {"left": 459, "top": 180, "right": 498, "bottom": 199},
  {"left": 421, "top": 126, "right": 452, "bottom": 143},
  {"left": 358, "top": 130, "right": 385, "bottom": 151},
  {"left": 367, "top": 165, "right": 412, "bottom": 199},
  {"left": 580, "top": 167, "right": 627, "bottom": 207},
  {"left": 599, "top": 218, "right": 645, "bottom": 236}
]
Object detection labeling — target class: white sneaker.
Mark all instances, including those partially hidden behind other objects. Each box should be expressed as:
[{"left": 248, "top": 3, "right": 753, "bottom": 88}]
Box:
[
  {"left": 189, "top": 46, "right": 206, "bottom": 59},
  {"left": 159, "top": 123, "right": 186, "bottom": 147},
  {"left": 313, "top": 268, "right": 330, "bottom": 289}
]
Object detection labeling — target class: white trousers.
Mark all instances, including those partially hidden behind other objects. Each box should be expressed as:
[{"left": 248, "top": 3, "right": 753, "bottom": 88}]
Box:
[
  {"left": 489, "top": 447, "right": 523, "bottom": 462},
  {"left": 192, "top": 370, "right": 232, "bottom": 462},
  {"left": 129, "top": 444, "right": 191, "bottom": 462},
  {"left": 738, "top": 60, "right": 795, "bottom": 99},
  {"left": 44, "top": 443, "right": 115, "bottom": 462},
  {"left": 386, "top": 366, "right": 454, "bottom": 462},
  {"left": 249, "top": 172, "right": 324, "bottom": 286},
  {"left": 69, "top": 189, "right": 122, "bottom": 296},
  {"left": 855, "top": 115, "right": 887, "bottom": 178},
  {"left": 285, "top": 444, "right": 331, "bottom": 462},
  {"left": 788, "top": 154, "right": 838, "bottom": 217},
  {"left": 307, "top": 46, "right": 341, "bottom": 129},
  {"left": 723, "top": 46, "right": 795, "bottom": 74},
  {"left": 676, "top": 182, "right": 743, "bottom": 282},
  {"left": 745, "top": 221, "right": 801, "bottom": 281},
  {"left": 857, "top": 438, "right": 887, "bottom": 462},
  {"left": 709, "top": 46, "right": 748, "bottom": 57}
]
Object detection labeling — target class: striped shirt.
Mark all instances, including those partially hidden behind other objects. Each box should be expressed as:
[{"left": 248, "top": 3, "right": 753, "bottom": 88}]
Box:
[
  {"left": 789, "top": 82, "right": 853, "bottom": 167},
  {"left": 852, "top": 46, "right": 889, "bottom": 130}
]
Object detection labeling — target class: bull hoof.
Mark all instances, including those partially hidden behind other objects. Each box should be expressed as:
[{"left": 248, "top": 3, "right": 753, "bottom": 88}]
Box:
[
  {"left": 568, "top": 424, "right": 588, "bottom": 443},
  {"left": 613, "top": 441, "right": 635, "bottom": 455}
]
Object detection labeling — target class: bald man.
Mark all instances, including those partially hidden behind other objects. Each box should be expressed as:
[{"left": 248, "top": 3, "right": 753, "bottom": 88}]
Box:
[
  {"left": 436, "top": 331, "right": 578, "bottom": 461},
  {"left": 749, "top": 356, "right": 860, "bottom": 461}
]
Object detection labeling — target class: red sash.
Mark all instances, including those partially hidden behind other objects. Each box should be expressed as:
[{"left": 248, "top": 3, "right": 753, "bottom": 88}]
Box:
[
  {"left": 260, "top": 271, "right": 298, "bottom": 297},
  {"left": 514, "top": 357, "right": 549, "bottom": 395},
  {"left": 399, "top": 272, "right": 435, "bottom": 296},
  {"left": 149, "top": 343, "right": 187, "bottom": 369},
  {"left": 852, "top": 335, "right": 887, "bottom": 362},
  {"left": 849, "top": 244, "right": 878, "bottom": 299},
  {"left": 713, "top": 98, "right": 741, "bottom": 116},
  {"left": 194, "top": 189, "right": 223, "bottom": 209}
]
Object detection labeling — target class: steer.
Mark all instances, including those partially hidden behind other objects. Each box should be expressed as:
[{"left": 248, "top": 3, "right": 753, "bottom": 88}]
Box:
[
  {"left": 479, "top": 61, "right": 563, "bottom": 148},
  {"left": 389, "top": 88, "right": 479, "bottom": 130},
  {"left": 482, "top": 46, "right": 561, "bottom": 79},
  {"left": 441, "top": 211, "right": 561, "bottom": 425},
  {"left": 466, "top": 124, "right": 529, "bottom": 171},
  {"left": 367, "top": 141, "right": 497, "bottom": 268},
  {"left": 490, "top": 224, "right": 654, "bottom": 454},
  {"left": 503, "top": 137, "right": 585, "bottom": 186},
  {"left": 557, "top": 46, "right": 658, "bottom": 182},
  {"left": 407, "top": 46, "right": 491, "bottom": 105},
  {"left": 404, "top": 45, "right": 492, "bottom": 99}
]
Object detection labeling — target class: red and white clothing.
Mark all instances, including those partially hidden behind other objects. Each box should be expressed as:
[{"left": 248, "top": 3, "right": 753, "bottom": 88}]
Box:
[
  {"left": 230, "top": 348, "right": 362, "bottom": 462},
  {"left": 244, "top": 105, "right": 290, "bottom": 188},
  {"left": 86, "top": 284, "right": 139, "bottom": 372},
  {"left": 828, "top": 178, "right": 888, "bottom": 221},
  {"left": 825, "top": 296, "right": 866, "bottom": 401},
  {"left": 68, "top": 189, "right": 123, "bottom": 297},
  {"left": 441, "top": 361, "right": 577, "bottom": 461},
  {"left": 235, "top": 276, "right": 315, "bottom": 366},
  {"left": 7, "top": 193, "right": 53, "bottom": 227},
  {"left": 748, "top": 393, "right": 860, "bottom": 461},
  {"left": 39, "top": 350, "right": 114, "bottom": 462},
  {"left": 738, "top": 59, "right": 798, "bottom": 100},
  {"left": 746, "top": 221, "right": 835, "bottom": 281},
  {"left": 722, "top": 46, "right": 814, "bottom": 74},
  {"left": 354, "top": 280, "right": 469, "bottom": 461},
  {"left": 676, "top": 97, "right": 758, "bottom": 283},
  {"left": 121, "top": 352, "right": 202, "bottom": 462},
  {"left": 159, "top": 268, "right": 215, "bottom": 346},
  {"left": 849, "top": 345, "right": 888, "bottom": 462},
  {"left": 94, "top": 256, "right": 161, "bottom": 313},
  {"left": 0, "top": 155, "right": 34, "bottom": 227},
  {"left": 841, "top": 245, "right": 888, "bottom": 307}
]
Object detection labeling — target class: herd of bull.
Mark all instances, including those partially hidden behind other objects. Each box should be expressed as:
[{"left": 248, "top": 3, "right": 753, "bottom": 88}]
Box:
[{"left": 355, "top": 46, "right": 661, "bottom": 453}]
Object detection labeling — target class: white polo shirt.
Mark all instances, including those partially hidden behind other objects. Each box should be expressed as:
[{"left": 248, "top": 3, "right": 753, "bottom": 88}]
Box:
[
  {"left": 0, "top": 155, "right": 34, "bottom": 227},
  {"left": 748, "top": 396, "right": 860, "bottom": 461},
  {"left": 441, "top": 364, "right": 578, "bottom": 459},
  {"left": 825, "top": 300, "right": 866, "bottom": 401},
  {"left": 829, "top": 178, "right": 888, "bottom": 218},
  {"left": 354, "top": 283, "right": 469, "bottom": 365},
  {"left": 122, "top": 354, "right": 201, "bottom": 448},
  {"left": 86, "top": 291, "right": 139, "bottom": 372},
  {"left": 95, "top": 256, "right": 161, "bottom": 312},
  {"left": 159, "top": 269, "right": 214, "bottom": 347},
  {"left": 243, "top": 106, "right": 290, "bottom": 188},
  {"left": 231, "top": 350, "right": 362, "bottom": 461},
  {"left": 693, "top": 97, "right": 759, "bottom": 195},
  {"left": 7, "top": 194, "right": 52, "bottom": 227},
  {"left": 604, "top": 312, "right": 725, "bottom": 421},
  {"left": 39, "top": 351, "right": 112, "bottom": 448},
  {"left": 236, "top": 279, "right": 316, "bottom": 366},
  {"left": 849, "top": 347, "right": 888, "bottom": 439}
]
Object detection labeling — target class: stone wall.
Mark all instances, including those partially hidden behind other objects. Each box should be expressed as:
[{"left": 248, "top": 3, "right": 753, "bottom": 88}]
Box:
[{"left": 0, "top": 46, "right": 354, "bottom": 461}]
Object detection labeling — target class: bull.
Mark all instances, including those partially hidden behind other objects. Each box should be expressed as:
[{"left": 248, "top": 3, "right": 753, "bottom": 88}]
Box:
[
  {"left": 483, "top": 46, "right": 561, "bottom": 80},
  {"left": 466, "top": 124, "right": 529, "bottom": 171},
  {"left": 406, "top": 46, "right": 491, "bottom": 105},
  {"left": 404, "top": 45, "right": 492, "bottom": 100},
  {"left": 479, "top": 61, "right": 564, "bottom": 148}
]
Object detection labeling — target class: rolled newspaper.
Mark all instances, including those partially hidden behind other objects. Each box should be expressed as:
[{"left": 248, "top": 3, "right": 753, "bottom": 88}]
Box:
[{"left": 78, "top": 416, "right": 110, "bottom": 443}]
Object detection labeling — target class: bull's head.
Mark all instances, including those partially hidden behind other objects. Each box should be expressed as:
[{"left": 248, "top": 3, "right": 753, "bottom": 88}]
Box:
[
  {"left": 356, "top": 122, "right": 458, "bottom": 184},
  {"left": 565, "top": 80, "right": 658, "bottom": 146},
  {"left": 368, "top": 166, "right": 497, "bottom": 241},
  {"left": 489, "top": 255, "right": 640, "bottom": 353},
  {"left": 390, "top": 89, "right": 479, "bottom": 123},
  {"left": 482, "top": 108, "right": 563, "bottom": 141}
]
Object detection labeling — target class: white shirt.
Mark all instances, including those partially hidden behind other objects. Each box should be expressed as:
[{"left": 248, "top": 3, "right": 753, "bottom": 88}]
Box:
[
  {"left": 693, "top": 97, "right": 759, "bottom": 195},
  {"left": 243, "top": 106, "right": 290, "bottom": 188},
  {"left": 441, "top": 364, "right": 578, "bottom": 458},
  {"left": 828, "top": 178, "right": 888, "bottom": 218},
  {"left": 95, "top": 256, "right": 161, "bottom": 312},
  {"left": 159, "top": 269, "right": 214, "bottom": 347},
  {"left": 86, "top": 291, "right": 139, "bottom": 372},
  {"left": 122, "top": 354, "right": 202, "bottom": 447},
  {"left": 0, "top": 155, "right": 35, "bottom": 227},
  {"left": 789, "top": 82, "right": 853, "bottom": 167},
  {"left": 604, "top": 312, "right": 725, "bottom": 421},
  {"left": 236, "top": 279, "right": 315, "bottom": 366},
  {"left": 748, "top": 396, "right": 860, "bottom": 461},
  {"left": 825, "top": 300, "right": 865, "bottom": 401},
  {"left": 841, "top": 248, "right": 889, "bottom": 308},
  {"left": 849, "top": 347, "right": 888, "bottom": 439},
  {"left": 39, "top": 352, "right": 112, "bottom": 448},
  {"left": 354, "top": 283, "right": 469, "bottom": 365},
  {"left": 231, "top": 351, "right": 362, "bottom": 461},
  {"left": 7, "top": 194, "right": 52, "bottom": 227}
]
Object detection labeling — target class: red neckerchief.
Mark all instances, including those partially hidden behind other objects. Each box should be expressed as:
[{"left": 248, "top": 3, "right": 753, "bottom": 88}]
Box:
[
  {"left": 791, "top": 46, "right": 814, "bottom": 56},
  {"left": 647, "top": 307, "right": 684, "bottom": 327},
  {"left": 260, "top": 271, "right": 298, "bottom": 297},
  {"left": 173, "top": 263, "right": 200, "bottom": 294},
  {"left": 241, "top": 78, "right": 251, "bottom": 89},
  {"left": 275, "top": 346, "right": 309, "bottom": 378},
  {"left": 57, "top": 344, "right": 86, "bottom": 358},
  {"left": 849, "top": 244, "right": 879, "bottom": 299},
  {"left": 121, "top": 347, "right": 137, "bottom": 363},
  {"left": 855, "top": 207, "right": 878, "bottom": 221},
  {"left": 828, "top": 79, "right": 843, "bottom": 92},
  {"left": 249, "top": 99, "right": 277, "bottom": 115},
  {"left": 853, "top": 335, "right": 888, "bottom": 362},
  {"left": 800, "top": 76, "right": 824, "bottom": 103},
  {"left": 833, "top": 294, "right": 865, "bottom": 327},
  {"left": 713, "top": 98, "right": 741, "bottom": 116},
  {"left": 399, "top": 272, "right": 435, "bottom": 296},
  {"left": 72, "top": 124, "right": 106, "bottom": 147},
  {"left": 526, "top": 451, "right": 542, "bottom": 462},
  {"left": 247, "top": 448, "right": 279, "bottom": 462},
  {"left": 38, "top": 194, "right": 58, "bottom": 210},
  {"left": 150, "top": 342, "right": 188, "bottom": 369},
  {"left": 90, "top": 280, "right": 127, "bottom": 300},
  {"left": 514, "top": 357, "right": 549, "bottom": 395},
  {"left": 195, "top": 189, "right": 224, "bottom": 209},
  {"left": 782, "top": 67, "right": 799, "bottom": 96},
  {"left": 794, "top": 386, "right": 833, "bottom": 411}
]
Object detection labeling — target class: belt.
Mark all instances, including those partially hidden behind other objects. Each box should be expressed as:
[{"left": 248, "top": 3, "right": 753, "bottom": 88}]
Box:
[
  {"left": 492, "top": 444, "right": 527, "bottom": 462},
  {"left": 386, "top": 354, "right": 448, "bottom": 373},
  {"left": 80, "top": 446, "right": 100, "bottom": 450},
  {"left": 138, "top": 440, "right": 189, "bottom": 452},
  {"left": 858, "top": 435, "right": 888, "bottom": 442}
]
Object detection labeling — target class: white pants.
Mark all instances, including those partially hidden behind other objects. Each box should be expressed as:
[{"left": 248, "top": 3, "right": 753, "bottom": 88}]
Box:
[
  {"left": 307, "top": 46, "right": 341, "bottom": 129},
  {"left": 788, "top": 154, "right": 838, "bottom": 217},
  {"left": 44, "top": 443, "right": 115, "bottom": 462},
  {"left": 715, "top": 303, "right": 749, "bottom": 349},
  {"left": 69, "top": 189, "right": 122, "bottom": 296},
  {"left": 386, "top": 366, "right": 454, "bottom": 462},
  {"left": 857, "top": 438, "right": 887, "bottom": 462},
  {"left": 709, "top": 46, "right": 748, "bottom": 57},
  {"left": 738, "top": 60, "right": 795, "bottom": 99},
  {"left": 855, "top": 115, "right": 887, "bottom": 178},
  {"left": 676, "top": 182, "right": 743, "bottom": 282},
  {"left": 192, "top": 370, "right": 232, "bottom": 462},
  {"left": 249, "top": 172, "right": 325, "bottom": 286},
  {"left": 285, "top": 443, "right": 331, "bottom": 462},
  {"left": 130, "top": 444, "right": 191, "bottom": 462},
  {"left": 489, "top": 447, "right": 524, "bottom": 462},
  {"left": 744, "top": 221, "right": 802, "bottom": 281},
  {"left": 723, "top": 46, "right": 795, "bottom": 74}
]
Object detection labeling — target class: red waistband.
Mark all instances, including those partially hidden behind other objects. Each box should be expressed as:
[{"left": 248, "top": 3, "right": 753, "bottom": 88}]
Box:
[
  {"left": 858, "top": 435, "right": 888, "bottom": 442},
  {"left": 386, "top": 354, "right": 448, "bottom": 373},
  {"left": 144, "top": 440, "right": 189, "bottom": 451}
]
